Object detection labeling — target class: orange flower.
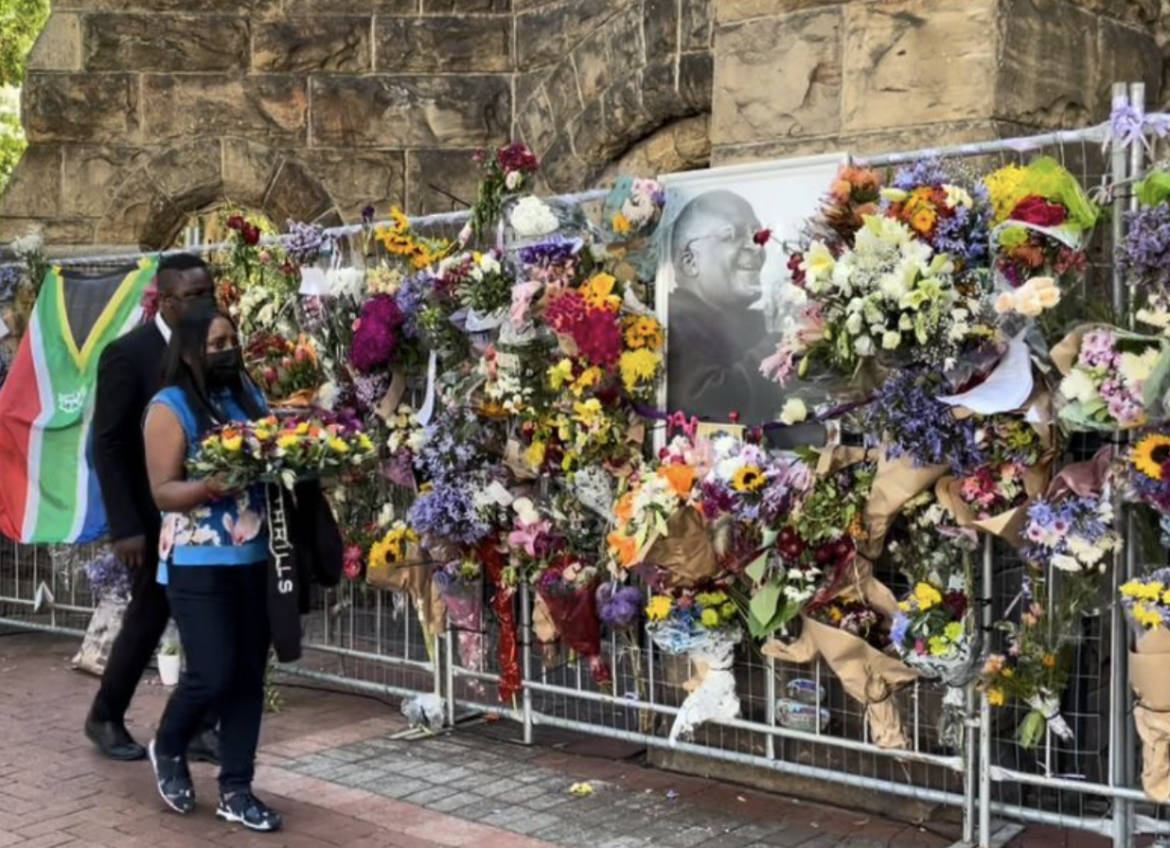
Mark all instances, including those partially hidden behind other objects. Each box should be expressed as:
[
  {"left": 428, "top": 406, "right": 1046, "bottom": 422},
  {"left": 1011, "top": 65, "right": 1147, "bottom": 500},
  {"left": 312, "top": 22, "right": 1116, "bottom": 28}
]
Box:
[
  {"left": 614, "top": 492, "right": 636, "bottom": 524},
  {"left": 660, "top": 464, "right": 696, "bottom": 498},
  {"left": 608, "top": 531, "right": 639, "bottom": 568}
]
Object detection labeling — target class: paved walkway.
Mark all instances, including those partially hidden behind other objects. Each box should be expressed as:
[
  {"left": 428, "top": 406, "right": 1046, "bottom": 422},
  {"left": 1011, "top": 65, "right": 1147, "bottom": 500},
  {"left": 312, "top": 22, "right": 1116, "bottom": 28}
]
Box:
[{"left": 0, "top": 630, "right": 1092, "bottom": 848}]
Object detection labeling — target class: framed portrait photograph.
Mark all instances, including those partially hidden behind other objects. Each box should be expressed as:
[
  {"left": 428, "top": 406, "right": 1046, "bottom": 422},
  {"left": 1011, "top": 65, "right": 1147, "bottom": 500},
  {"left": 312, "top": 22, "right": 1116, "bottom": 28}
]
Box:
[{"left": 654, "top": 153, "right": 846, "bottom": 431}]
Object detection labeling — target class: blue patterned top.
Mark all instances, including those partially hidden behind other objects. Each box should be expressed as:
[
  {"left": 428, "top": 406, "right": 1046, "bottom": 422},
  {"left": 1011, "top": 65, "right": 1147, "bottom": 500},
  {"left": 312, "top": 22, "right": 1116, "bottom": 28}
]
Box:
[{"left": 150, "top": 385, "right": 270, "bottom": 584}]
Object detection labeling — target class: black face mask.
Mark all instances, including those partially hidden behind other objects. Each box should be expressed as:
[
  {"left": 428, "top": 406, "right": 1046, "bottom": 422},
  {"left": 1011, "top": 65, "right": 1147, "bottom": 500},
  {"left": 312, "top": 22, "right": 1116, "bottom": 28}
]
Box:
[{"left": 205, "top": 348, "right": 243, "bottom": 390}]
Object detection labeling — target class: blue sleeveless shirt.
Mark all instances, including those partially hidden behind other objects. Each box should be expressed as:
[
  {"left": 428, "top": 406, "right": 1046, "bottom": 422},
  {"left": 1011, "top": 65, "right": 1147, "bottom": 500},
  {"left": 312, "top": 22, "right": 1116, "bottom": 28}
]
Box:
[{"left": 151, "top": 385, "right": 270, "bottom": 584}]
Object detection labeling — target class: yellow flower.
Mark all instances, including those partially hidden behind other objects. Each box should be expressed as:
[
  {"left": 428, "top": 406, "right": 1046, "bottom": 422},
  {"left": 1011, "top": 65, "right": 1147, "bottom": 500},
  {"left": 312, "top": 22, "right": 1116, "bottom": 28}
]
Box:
[
  {"left": 1041, "top": 653, "right": 1057, "bottom": 669},
  {"left": 357, "top": 433, "right": 374, "bottom": 451},
  {"left": 624, "top": 316, "right": 664, "bottom": 351},
  {"left": 525, "top": 440, "right": 547, "bottom": 468},
  {"left": 277, "top": 434, "right": 300, "bottom": 450},
  {"left": 548, "top": 358, "right": 574, "bottom": 390},
  {"left": 731, "top": 465, "right": 766, "bottom": 493},
  {"left": 910, "top": 207, "right": 937, "bottom": 234},
  {"left": 571, "top": 366, "right": 602, "bottom": 397},
  {"left": 913, "top": 582, "right": 943, "bottom": 611},
  {"left": 1132, "top": 434, "right": 1170, "bottom": 481},
  {"left": 984, "top": 164, "right": 1028, "bottom": 224},
  {"left": 612, "top": 213, "right": 632, "bottom": 235},
  {"left": 987, "top": 688, "right": 1006, "bottom": 707},
  {"left": 222, "top": 433, "right": 243, "bottom": 453},
  {"left": 619, "top": 349, "right": 661, "bottom": 391},
  {"left": 295, "top": 422, "right": 310, "bottom": 436},
  {"left": 573, "top": 399, "right": 603, "bottom": 426},
  {"left": 328, "top": 437, "right": 350, "bottom": 453},
  {"left": 582, "top": 273, "right": 621, "bottom": 312},
  {"left": 646, "top": 596, "right": 673, "bottom": 622},
  {"left": 254, "top": 427, "right": 272, "bottom": 442},
  {"left": 700, "top": 609, "right": 720, "bottom": 628}
]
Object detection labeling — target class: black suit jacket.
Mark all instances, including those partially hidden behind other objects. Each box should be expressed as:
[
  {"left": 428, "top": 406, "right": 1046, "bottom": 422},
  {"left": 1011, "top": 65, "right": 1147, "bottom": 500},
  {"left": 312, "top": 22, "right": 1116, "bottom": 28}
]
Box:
[{"left": 93, "top": 321, "right": 166, "bottom": 547}]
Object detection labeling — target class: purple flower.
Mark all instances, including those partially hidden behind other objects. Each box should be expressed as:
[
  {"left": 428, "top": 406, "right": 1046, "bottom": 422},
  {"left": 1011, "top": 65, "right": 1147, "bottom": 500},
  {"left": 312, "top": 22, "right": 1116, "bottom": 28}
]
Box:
[
  {"left": 598, "top": 583, "right": 643, "bottom": 629},
  {"left": 284, "top": 220, "right": 329, "bottom": 265},
  {"left": 350, "top": 295, "right": 404, "bottom": 373},
  {"left": 408, "top": 482, "right": 491, "bottom": 546},
  {"left": 84, "top": 553, "right": 131, "bottom": 601},
  {"left": 867, "top": 370, "right": 983, "bottom": 473},
  {"left": 361, "top": 205, "right": 376, "bottom": 224}
]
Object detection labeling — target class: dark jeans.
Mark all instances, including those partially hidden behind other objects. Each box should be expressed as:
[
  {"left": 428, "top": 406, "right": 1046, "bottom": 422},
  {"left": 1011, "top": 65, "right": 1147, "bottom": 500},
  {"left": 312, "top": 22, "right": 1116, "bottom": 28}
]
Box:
[
  {"left": 92, "top": 547, "right": 216, "bottom": 735},
  {"left": 156, "top": 563, "right": 270, "bottom": 793}
]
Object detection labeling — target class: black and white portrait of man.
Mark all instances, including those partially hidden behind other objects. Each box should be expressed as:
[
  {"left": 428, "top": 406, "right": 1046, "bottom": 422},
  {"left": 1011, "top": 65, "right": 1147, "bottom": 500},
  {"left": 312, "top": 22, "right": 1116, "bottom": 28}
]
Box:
[{"left": 657, "top": 155, "right": 846, "bottom": 430}]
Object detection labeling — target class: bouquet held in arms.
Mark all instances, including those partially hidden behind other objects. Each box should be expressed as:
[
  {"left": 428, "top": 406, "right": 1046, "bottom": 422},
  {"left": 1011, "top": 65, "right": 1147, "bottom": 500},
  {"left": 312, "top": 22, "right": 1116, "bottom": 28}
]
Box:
[{"left": 189, "top": 414, "right": 376, "bottom": 489}]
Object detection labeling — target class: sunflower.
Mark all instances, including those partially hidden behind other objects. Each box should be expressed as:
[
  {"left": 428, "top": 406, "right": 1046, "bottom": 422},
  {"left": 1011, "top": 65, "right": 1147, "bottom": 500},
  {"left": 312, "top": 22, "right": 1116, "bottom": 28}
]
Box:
[
  {"left": 731, "top": 465, "right": 766, "bottom": 493},
  {"left": 1132, "top": 433, "right": 1170, "bottom": 480}
]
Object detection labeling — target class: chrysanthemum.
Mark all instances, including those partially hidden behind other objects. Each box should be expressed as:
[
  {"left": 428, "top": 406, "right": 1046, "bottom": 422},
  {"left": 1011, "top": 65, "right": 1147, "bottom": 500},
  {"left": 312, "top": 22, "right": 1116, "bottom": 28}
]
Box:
[{"left": 1132, "top": 433, "right": 1170, "bottom": 480}]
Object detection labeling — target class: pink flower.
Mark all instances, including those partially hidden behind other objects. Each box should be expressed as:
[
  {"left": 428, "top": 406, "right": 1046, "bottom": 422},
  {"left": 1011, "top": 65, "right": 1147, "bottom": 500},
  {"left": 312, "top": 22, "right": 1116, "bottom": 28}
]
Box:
[
  {"left": 508, "top": 520, "right": 551, "bottom": 558},
  {"left": 510, "top": 281, "right": 542, "bottom": 326}
]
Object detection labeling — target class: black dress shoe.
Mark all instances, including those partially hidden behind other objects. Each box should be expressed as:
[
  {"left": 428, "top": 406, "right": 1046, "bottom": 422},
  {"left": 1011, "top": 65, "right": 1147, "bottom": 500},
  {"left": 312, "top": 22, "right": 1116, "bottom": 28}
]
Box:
[
  {"left": 85, "top": 713, "right": 146, "bottom": 761},
  {"left": 188, "top": 728, "right": 221, "bottom": 765}
]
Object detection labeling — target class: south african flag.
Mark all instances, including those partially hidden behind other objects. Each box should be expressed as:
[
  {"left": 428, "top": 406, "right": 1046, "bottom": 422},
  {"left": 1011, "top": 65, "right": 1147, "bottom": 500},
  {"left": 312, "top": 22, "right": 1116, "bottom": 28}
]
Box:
[{"left": 0, "top": 258, "right": 157, "bottom": 543}]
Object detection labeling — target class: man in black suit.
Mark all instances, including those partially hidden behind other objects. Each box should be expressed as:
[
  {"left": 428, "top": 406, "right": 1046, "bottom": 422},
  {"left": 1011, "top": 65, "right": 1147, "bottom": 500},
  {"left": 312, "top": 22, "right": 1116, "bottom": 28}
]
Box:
[{"left": 85, "top": 254, "right": 220, "bottom": 762}]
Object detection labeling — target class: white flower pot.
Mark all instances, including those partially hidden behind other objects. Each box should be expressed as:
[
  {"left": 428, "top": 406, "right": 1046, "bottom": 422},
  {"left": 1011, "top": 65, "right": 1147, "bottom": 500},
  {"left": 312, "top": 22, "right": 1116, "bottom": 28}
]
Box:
[{"left": 158, "top": 653, "right": 181, "bottom": 687}]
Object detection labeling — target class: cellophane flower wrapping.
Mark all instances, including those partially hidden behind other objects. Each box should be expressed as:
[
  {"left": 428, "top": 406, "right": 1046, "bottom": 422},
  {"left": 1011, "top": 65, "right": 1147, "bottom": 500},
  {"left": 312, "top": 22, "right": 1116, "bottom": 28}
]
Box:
[
  {"left": 536, "top": 572, "right": 612, "bottom": 688},
  {"left": 435, "top": 566, "right": 486, "bottom": 689},
  {"left": 667, "top": 625, "right": 743, "bottom": 744}
]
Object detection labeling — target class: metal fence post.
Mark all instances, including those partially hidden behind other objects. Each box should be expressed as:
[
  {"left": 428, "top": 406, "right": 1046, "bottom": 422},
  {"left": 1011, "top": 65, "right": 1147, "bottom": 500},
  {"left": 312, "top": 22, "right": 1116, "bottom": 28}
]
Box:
[
  {"left": 979, "top": 534, "right": 994, "bottom": 847},
  {"left": 520, "top": 581, "right": 534, "bottom": 744}
]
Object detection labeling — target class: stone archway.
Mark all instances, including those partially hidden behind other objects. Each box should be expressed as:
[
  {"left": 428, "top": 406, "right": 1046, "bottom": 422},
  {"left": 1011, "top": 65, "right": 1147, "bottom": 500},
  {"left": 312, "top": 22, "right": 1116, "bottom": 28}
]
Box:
[
  {"left": 511, "top": 0, "right": 714, "bottom": 193},
  {"left": 93, "top": 138, "right": 342, "bottom": 250}
]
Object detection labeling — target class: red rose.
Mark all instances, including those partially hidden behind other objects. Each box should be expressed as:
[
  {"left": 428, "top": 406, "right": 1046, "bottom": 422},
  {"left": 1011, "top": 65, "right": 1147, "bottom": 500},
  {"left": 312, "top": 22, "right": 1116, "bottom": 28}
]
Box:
[
  {"left": 1010, "top": 195, "right": 1067, "bottom": 228},
  {"left": 241, "top": 223, "right": 261, "bottom": 245},
  {"left": 226, "top": 215, "right": 245, "bottom": 231}
]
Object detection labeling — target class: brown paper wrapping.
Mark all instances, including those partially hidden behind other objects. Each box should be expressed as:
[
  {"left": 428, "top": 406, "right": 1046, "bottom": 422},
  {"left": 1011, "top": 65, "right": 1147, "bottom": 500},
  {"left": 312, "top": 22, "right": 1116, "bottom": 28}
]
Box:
[
  {"left": 375, "top": 370, "right": 408, "bottom": 424},
  {"left": 533, "top": 593, "right": 558, "bottom": 644},
  {"left": 1131, "top": 627, "right": 1170, "bottom": 802},
  {"left": 504, "top": 438, "right": 539, "bottom": 480},
  {"left": 1050, "top": 327, "right": 1085, "bottom": 378},
  {"left": 643, "top": 506, "right": 719, "bottom": 589},
  {"left": 367, "top": 551, "right": 446, "bottom": 649},
  {"left": 934, "top": 452, "right": 1054, "bottom": 548},
  {"left": 859, "top": 453, "right": 948, "bottom": 560},
  {"left": 762, "top": 560, "right": 918, "bottom": 749}
]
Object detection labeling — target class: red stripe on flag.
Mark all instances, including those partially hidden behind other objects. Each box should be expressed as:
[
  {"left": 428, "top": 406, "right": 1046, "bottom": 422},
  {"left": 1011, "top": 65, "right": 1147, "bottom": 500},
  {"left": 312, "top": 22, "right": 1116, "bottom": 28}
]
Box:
[{"left": 0, "top": 342, "right": 43, "bottom": 542}]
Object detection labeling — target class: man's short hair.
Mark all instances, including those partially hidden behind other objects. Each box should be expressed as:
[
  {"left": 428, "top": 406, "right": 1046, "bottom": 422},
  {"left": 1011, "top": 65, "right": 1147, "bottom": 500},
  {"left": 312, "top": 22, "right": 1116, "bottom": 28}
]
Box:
[{"left": 157, "top": 253, "right": 211, "bottom": 292}]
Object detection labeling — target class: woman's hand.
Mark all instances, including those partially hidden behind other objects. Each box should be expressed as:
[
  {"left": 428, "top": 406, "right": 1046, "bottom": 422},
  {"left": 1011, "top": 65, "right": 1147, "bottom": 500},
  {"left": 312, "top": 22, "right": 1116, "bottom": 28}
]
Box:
[{"left": 203, "top": 473, "right": 238, "bottom": 501}]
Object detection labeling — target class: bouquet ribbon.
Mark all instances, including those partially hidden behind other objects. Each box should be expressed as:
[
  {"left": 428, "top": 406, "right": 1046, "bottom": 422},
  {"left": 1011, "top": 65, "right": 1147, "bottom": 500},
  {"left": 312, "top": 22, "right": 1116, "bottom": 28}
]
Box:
[
  {"left": 266, "top": 482, "right": 303, "bottom": 663},
  {"left": 480, "top": 541, "right": 521, "bottom": 703}
]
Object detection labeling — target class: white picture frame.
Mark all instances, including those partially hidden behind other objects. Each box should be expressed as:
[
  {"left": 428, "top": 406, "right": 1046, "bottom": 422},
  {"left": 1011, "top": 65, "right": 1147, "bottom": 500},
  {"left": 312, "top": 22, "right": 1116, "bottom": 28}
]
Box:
[{"left": 653, "top": 153, "right": 847, "bottom": 440}]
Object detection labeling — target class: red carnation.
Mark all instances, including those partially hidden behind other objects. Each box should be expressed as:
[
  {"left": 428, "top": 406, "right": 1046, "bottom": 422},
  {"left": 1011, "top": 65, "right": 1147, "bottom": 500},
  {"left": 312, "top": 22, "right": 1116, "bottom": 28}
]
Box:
[
  {"left": 753, "top": 228, "right": 772, "bottom": 246},
  {"left": 497, "top": 142, "right": 540, "bottom": 174},
  {"left": 1010, "top": 195, "right": 1067, "bottom": 229}
]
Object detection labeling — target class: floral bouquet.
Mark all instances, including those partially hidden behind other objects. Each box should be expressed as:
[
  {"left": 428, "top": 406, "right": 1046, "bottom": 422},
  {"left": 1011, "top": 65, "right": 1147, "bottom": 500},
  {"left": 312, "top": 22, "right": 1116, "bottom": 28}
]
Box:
[
  {"left": 514, "top": 235, "right": 585, "bottom": 300},
  {"left": 880, "top": 159, "right": 992, "bottom": 281},
  {"left": 467, "top": 141, "right": 540, "bottom": 244},
  {"left": 1122, "top": 429, "right": 1170, "bottom": 543},
  {"left": 452, "top": 250, "right": 511, "bottom": 326},
  {"left": 985, "top": 157, "right": 1100, "bottom": 290},
  {"left": 811, "top": 164, "right": 883, "bottom": 244},
  {"left": 245, "top": 333, "right": 322, "bottom": 408},
  {"left": 434, "top": 556, "right": 487, "bottom": 689},
  {"left": 764, "top": 559, "right": 919, "bottom": 749},
  {"left": 1120, "top": 568, "right": 1170, "bottom": 800},
  {"left": 367, "top": 520, "right": 445, "bottom": 656},
  {"left": 885, "top": 490, "right": 978, "bottom": 586},
  {"left": 866, "top": 370, "right": 982, "bottom": 473},
  {"left": 769, "top": 215, "right": 979, "bottom": 384},
  {"left": 189, "top": 415, "right": 377, "bottom": 489},
  {"left": 936, "top": 455, "right": 1049, "bottom": 547},
  {"left": 375, "top": 206, "right": 453, "bottom": 270},
  {"left": 646, "top": 590, "right": 743, "bottom": 742},
  {"left": 1022, "top": 492, "right": 1119, "bottom": 575},
  {"left": 535, "top": 555, "right": 612, "bottom": 688},
  {"left": 349, "top": 293, "right": 406, "bottom": 374},
  {"left": 735, "top": 531, "right": 827, "bottom": 641},
  {"left": 605, "top": 177, "right": 666, "bottom": 240},
  {"left": 83, "top": 550, "right": 132, "bottom": 602},
  {"left": 1051, "top": 325, "right": 1170, "bottom": 430},
  {"left": 504, "top": 496, "right": 563, "bottom": 587}
]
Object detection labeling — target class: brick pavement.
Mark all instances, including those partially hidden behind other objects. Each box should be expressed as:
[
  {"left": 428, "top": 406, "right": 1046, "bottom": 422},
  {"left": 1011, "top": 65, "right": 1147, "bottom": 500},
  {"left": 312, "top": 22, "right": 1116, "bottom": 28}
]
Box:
[{"left": 0, "top": 630, "right": 1098, "bottom": 848}]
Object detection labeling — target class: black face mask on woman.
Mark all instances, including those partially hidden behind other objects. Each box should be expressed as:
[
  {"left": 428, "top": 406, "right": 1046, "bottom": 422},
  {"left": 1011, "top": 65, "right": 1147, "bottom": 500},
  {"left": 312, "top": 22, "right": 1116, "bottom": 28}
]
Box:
[{"left": 205, "top": 348, "right": 243, "bottom": 390}]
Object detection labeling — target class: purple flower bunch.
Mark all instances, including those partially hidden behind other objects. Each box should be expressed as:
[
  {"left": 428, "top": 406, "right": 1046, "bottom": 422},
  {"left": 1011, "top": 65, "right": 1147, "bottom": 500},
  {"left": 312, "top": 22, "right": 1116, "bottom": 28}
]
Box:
[
  {"left": 597, "top": 583, "right": 642, "bottom": 629},
  {"left": 517, "top": 235, "right": 583, "bottom": 287},
  {"left": 284, "top": 221, "right": 329, "bottom": 265},
  {"left": 408, "top": 482, "right": 492, "bottom": 546},
  {"left": 394, "top": 272, "right": 429, "bottom": 339},
  {"left": 349, "top": 295, "right": 404, "bottom": 373},
  {"left": 84, "top": 552, "right": 131, "bottom": 601},
  {"left": 1120, "top": 205, "right": 1170, "bottom": 293},
  {"left": 413, "top": 406, "right": 483, "bottom": 483},
  {"left": 1022, "top": 493, "right": 1118, "bottom": 574},
  {"left": 867, "top": 370, "right": 982, "bottom": 473}
]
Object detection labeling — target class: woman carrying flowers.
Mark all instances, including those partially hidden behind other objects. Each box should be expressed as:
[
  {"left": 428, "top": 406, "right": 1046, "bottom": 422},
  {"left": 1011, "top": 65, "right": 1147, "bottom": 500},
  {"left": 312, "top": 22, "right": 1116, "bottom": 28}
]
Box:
[{"left": 143, "top": 303, "right": 281, "bottom": 832}]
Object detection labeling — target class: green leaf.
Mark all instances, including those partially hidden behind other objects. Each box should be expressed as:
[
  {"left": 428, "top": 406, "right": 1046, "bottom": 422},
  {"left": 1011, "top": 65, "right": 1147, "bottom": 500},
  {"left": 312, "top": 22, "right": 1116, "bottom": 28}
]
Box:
[
  {"left": 760, "top": 527, "right": 780, "bottom": 550},
  {"left": 744, "top": 552, "right": 769, "bottom": 584},
  {"left": 749, "top": 583, "right": 781, "bottom": 628},
  {"left": 1017, "top": 709, "right": 1046, "bottom": 750}
]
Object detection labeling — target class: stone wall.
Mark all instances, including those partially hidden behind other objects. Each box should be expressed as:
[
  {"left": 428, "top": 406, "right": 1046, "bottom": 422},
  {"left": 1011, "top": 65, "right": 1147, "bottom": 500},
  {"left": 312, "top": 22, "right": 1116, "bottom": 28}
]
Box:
[{"left": 0, "top": 0, "right": 1164, "bottom": 249}]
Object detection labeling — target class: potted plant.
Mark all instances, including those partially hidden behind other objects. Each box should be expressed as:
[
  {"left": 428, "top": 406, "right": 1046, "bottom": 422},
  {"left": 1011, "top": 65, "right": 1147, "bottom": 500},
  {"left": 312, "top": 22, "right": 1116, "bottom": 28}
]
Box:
[{"left": 157, "top": 643, "right": 182, "bottom": 687}]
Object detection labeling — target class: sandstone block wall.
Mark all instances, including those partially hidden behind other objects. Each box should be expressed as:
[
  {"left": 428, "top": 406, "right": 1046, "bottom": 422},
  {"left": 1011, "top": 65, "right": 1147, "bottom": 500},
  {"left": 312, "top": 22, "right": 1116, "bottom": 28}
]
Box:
[{"left": 0, "top": 0, "right": 1164, "bottom": 249}]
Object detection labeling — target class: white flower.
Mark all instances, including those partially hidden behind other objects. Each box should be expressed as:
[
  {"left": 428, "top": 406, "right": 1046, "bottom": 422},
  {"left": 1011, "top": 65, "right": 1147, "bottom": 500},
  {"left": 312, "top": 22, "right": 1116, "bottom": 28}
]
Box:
[
  {"left": 855, "top": 335, "right": 874, "bottom": 357},
  {"left": 509, "top": 196, "right": 560, "bottom": 238},
  {"left": 801, "top": 242, "right": 836, "bottom": 286},
  {"left": 943, "top": 184, "right": 973, "bottom": 209},
  {"left": 1119, "top": 348, "right": 1161, "bottom": 388},
  {"left": 377, "top": 503, "right": 396, "bottom": 528},
  {"left": 845, "top": 312, "right": 863, "bottom": 336},
  {"left": 315, "top": 381, "right": 339, "bottom": 411},
  {"left": 779, "top": 397, "right": 808, "bottom": 426},
  {"left": 407, "top": 430, "right": 428, "bottom": 453},
  {"left": 881, "top": 330, "right": 902, "bottom": 350},
  {"left": 11, "top": 229, "right": 43, "bottom": 258},
  {"left": 1060, "top": 369, "right": 1099, "bottom": 405},
  {"left": 505, "top": 170, "right": 523, "bottom": 190},
  {"left": 994, "top": 292, "right": 1016, "bottom": 314},
  {"left": 475, "top": 480, "right": 514, "bottom": 512},
  {"left": 1052, "top": 553, "right": 1082, "bottom": 573},
  {"left": 512, "top": 496, "right": 540, "bottom": 526}
]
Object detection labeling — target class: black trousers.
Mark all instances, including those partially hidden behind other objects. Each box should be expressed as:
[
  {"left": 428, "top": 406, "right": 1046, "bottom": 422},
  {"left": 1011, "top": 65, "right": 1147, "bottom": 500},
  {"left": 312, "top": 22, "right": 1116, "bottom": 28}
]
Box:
[
  {"left": 156, "top": 563, "right": 271, "bottom": 793},
  {"left": 90, "top": 548, "right": 172, "bottom": 722}
]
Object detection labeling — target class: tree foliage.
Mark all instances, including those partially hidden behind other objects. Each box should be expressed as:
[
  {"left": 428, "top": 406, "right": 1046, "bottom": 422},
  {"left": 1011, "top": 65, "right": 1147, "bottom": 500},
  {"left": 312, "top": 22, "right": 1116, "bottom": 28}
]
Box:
[{"left": 0, "top": 0, "right": 50, "bottom": 87}]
